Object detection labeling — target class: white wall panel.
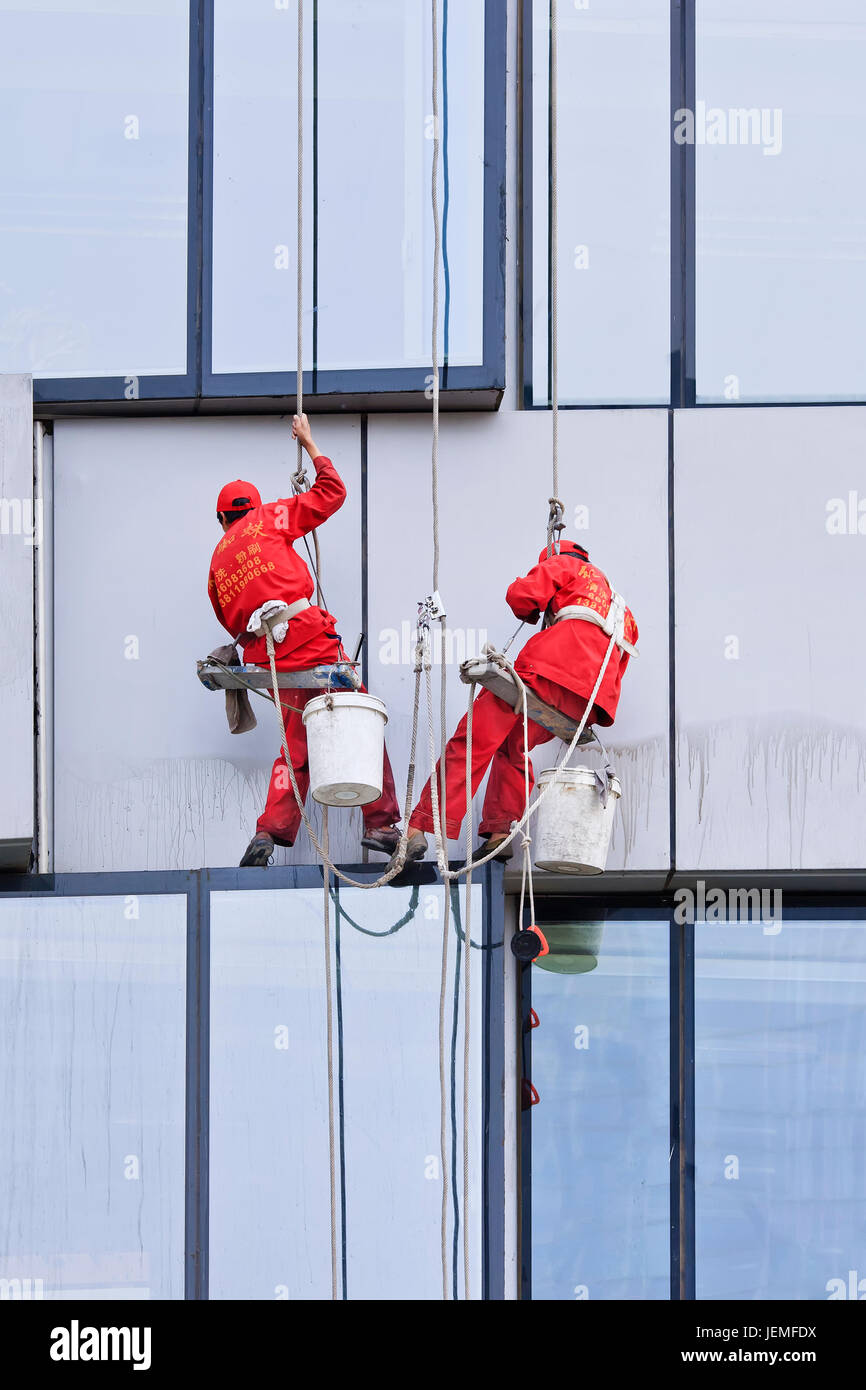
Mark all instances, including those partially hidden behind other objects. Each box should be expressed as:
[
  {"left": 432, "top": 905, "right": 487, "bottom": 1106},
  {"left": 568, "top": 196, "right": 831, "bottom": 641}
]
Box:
[
  {"left": 0, "top": 373, "right": 33, "bottom": 867},
  {"left": 366, "top": 409, "right": 670, "bottom": 871},
  {"left": 675, "top": 407, "right": 866, "bottom": 869},
  {"left": 53, "top": 417, "right": 362, "bottom": 872}
]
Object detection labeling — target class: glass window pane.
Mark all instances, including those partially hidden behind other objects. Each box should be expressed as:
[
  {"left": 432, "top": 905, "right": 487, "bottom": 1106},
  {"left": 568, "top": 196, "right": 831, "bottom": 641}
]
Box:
[
  {"left": 0, "top": 894, "right": 187, "bottom": 1299},
  {"left": 208, "top": 882, "right": 483, "bottom": 1300},
  {"left": 696, "top": 0, "right": 866, "bottom": 402},
  {"left": 529, "top": 919, "right": 670, "bottom": 1299},
  {"left": 0, "top": 1, "right": 190, "bottom": 379},
  {"left": 696, "top": 920, "right": 866, "bottom": 1299},
  {"left": 211, "top": 0, "right": 485, "bottom": 376},
  {"left": 530, "top": 0, "right": 671, "bottom": 405}
]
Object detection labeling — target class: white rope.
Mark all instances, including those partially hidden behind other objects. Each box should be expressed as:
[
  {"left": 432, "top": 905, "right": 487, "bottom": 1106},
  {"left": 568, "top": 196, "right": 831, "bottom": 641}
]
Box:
[
  {"left": 428, "top": 0, "right": 455, "bottom": 1302},
  {"left": 548, "top": 0, "right": 559, "bottom": 557},
  {"left": 462, "top": 685, "right": 473, "bottom": 1300},
  {"left": 270, "top": 0, "right": 576, "bottom": 1308},
  {"left": 296, "top": 0, "right": 305, "bottom": 469},
  {"left": 438, "top": 627, "right": 620, "bottom": 882},
  {"left": 321, "top": 805, "right": 339, "bottom": 1300},
  {"left": 289, "top": 0, "right": 327, "bottom": 608},
  {"left": 264, "top": 630, "right": 426, "bottom": 891},
  {"left": 292, "top": 0, "right": 338, "bottom": 1300}
]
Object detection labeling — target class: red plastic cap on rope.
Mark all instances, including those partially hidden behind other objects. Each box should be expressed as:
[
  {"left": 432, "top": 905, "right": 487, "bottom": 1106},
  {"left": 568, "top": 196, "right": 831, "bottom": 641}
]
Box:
[
  {"left": 216, "top": 480, "right": 262, "bottom": 515},
  {"left": 521, "top": 1079, "right": 541, "bottom": 1111},
  {"left": 537, "top": 539, "right": 589, "bottom": 565}
]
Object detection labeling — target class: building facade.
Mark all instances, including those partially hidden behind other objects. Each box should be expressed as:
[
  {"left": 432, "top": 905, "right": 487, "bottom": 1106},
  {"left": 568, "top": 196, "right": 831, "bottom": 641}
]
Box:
[{"left": 0, "top": 0, "right": 864, "bottom": 1300}]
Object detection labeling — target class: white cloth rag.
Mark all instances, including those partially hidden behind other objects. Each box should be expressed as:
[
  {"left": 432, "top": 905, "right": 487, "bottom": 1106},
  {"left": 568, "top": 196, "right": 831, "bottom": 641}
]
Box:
[{"left": 246, "top": 598, "right": 294, "bottom": 645}]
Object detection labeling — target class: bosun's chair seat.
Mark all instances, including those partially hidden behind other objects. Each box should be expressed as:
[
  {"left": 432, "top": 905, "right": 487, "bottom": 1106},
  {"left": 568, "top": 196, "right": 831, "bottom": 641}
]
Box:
[
  {"left": 459, "top": 658, "right": 595, "bottom": 745},
  {"left": 196, "top": 660, "right": 360, "bottom": 693}
]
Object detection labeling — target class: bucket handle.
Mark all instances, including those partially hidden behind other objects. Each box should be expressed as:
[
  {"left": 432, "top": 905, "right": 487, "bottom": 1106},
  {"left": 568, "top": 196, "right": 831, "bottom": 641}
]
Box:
[{"left": 584, "top": 728, "right": 617, "bottom": 808}]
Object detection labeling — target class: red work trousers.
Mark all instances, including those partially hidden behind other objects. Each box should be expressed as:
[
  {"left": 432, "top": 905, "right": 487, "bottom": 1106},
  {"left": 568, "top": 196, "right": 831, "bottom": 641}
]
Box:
[
  {"left": 256, "top": 683, "right": 400, "bottom": 847},
  {"left": 408, "top": 674, "right": 598, "bottom": 841}
]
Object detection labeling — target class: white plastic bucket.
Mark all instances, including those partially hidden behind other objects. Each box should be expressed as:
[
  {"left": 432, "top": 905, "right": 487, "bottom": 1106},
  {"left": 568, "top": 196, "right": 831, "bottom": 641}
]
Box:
[
  {"left": 302, "top": 692, "right": 388, "bottom": 806},
  {"left": 534, "top": 766, "right": 621, "bottom": 874}
]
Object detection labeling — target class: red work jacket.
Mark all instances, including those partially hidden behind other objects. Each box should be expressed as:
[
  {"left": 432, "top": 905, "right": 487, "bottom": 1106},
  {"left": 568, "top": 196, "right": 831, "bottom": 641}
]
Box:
[
  {"left": 208, "top": 457, "right": 346, "bottom": 668},
  {"left": 506, "top": 553, "right": 638, "bottom": 726}
]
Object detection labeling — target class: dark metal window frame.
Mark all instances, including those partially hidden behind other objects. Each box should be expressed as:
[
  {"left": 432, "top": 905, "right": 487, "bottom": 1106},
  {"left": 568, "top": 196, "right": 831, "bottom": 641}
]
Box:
[
  {"left": 0, "top": 861, "right": 506, "bottom": 1301},
  {"left": 32, "top": 0, "right": 506, "bottom": 417},
  {"left": 518, "top": 886, "right": 866, "bottom": 1301},
  {"left": 520, "top": 0, "right": 866, "bottom": 411}
]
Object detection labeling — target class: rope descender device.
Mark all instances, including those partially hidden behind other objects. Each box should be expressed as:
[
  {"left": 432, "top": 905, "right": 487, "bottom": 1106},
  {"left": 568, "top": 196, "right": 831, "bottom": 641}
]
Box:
[
  {"left": 546, "top": 497, "right": 566, "bottom": 557},
  {"left": 415, "top": 591, "right": 447, "bottom": 672},
  {"left": 417, "top": 591, "right": 447, "bottom": 626},
  {"left": 511, "top": 924, "right": 549, "bottom": 963}
]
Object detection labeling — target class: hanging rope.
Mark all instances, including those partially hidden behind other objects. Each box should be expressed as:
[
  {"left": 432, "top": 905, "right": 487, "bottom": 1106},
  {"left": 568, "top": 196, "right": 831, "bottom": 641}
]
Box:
[
  {"left": 294, "top": 0, "right": 338, "bottom": 1300},
  {"left": 428, "top": 0, "right": 454, "bottom": 1302},
  {"left": 429, "top": 0, "right": 475, "bottom": 1301},
  {"left": 547, "top": 0, "right": 560, "bottom": 559},
  {"left": 321, "top": 806, "right": 339, "bottom": 1300},
  {"left": 461, "top": 686, "right": 473, "bottom": 1299},
  {"left": 264, "top": 627, "right": 426, "bottom": 891},
  {"left": 447, "top": 630, "right": 619, "bottom": 879},
  {"left": 290, "top": 0, "right": 326, "bottom": 608},
  {"left": 269, "top": 0, "right": 576, "bottom": 1307},
  {"left": 294, "top": 0, "right": 306, "bottom": 494}
]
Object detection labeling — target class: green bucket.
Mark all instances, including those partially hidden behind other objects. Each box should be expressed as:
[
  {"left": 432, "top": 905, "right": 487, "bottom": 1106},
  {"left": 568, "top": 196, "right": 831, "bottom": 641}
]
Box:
[{"left": 533, "top": 923, "right": 605, "bottom": 975}]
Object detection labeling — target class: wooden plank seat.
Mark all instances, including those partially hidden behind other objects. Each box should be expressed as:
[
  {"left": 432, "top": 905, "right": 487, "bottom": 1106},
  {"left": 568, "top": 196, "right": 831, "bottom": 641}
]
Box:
[
  {"left": 458, "top": 657, "right": 596, "bottom": 745},
  {"left": 196, "top": 660, "right": 361, "bottom": 693}
]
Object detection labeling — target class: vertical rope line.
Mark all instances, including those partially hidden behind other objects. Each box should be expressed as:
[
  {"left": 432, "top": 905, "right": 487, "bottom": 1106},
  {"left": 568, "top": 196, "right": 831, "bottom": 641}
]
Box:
[
  {"left": 462, "top": 688, "right": 473, "bottom": 1301},
  {"left": 293, "top": 0, "right": 324, "bottom": 606},
  {"left": 298, "top": 0, "right": 336, "bottom": 1302},
  {"left": 548, "top": 0, "right": 559, "bottom": 554},
  {"left": 430, "top": 0, "right": 451, "bottom": 1303},
  {"left": 297, "top": 0, "right": 304, "bottom": 439},
  {"left": 431, "top": 1, "right": 441, "bottom": 595},
  {"left": 322, "top": 805, "right": 339, "bottom": 1301},
  {"left": 427, "top": 666, "right": 450, "bottom": 1300},
  {"left": 442, "top": 0, "right": 451, "bottom": 375}
]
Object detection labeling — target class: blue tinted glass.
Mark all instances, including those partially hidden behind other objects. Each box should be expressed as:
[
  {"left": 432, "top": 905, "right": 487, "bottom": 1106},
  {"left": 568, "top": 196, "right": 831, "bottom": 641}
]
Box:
[
  {"left": 696, "top": 0, "right": 866, "bottom": 401},
  {"left": 0, "top": 895, "right": 187, "bottom": 1299},
  {"left": 211, "top": 0, "right": 485, "bottom": 376},
  {"left": 531, "top": 0, "right": 671, "bottom": 405},
  {"left": 530, "top": 920, "right": 670, "bottom": 1299},
  {"left": 0, "top": 1, "right": 189, "bottom": 379},
  {"left": 208, "top": 882, "right": 483, "bottom": 1300},
  {"left": 696, "top": 921, "right": 866, "bottom": 1299}
]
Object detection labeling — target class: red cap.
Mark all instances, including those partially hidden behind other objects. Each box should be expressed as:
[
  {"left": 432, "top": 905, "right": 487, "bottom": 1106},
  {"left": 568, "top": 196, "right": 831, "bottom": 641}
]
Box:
[
  {"left": 216, "top": 480, "right": 262, "bottom": 515},
  {"left": 537, "top": 539, "right": 589, "bottom": 564}
]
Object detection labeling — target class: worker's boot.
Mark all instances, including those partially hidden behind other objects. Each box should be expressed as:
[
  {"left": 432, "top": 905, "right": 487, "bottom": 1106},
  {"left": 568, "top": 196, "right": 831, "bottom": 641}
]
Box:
[
  {"left": 239, "top": 832, "right": 276, "bottom": 868},
  {"left": 360, "top": 825, "right": 402, "bottom": 856},
  {"left": 385, "top": 829, "right": 428, "bottom": 874},
  {"left": 470, "top": 833, "right": 513, "bottom": 865}
]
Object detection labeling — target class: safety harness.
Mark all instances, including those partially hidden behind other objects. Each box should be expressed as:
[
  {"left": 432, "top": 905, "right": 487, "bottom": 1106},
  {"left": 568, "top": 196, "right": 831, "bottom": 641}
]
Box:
[{"left": 552, "top": 590, "right": 639, "bottom": 659}]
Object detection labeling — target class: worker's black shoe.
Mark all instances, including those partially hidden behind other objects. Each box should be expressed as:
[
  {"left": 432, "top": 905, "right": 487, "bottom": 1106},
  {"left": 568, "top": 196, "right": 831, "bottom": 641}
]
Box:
[
  {"left": 239, "top": 832, "right": 275, "bottom": 868},
  {"left": 470, "top": 834, "right": 513, "bottom": 865},
  {"left": 361, "top": 826, "right": 402, "bottom": 856}
]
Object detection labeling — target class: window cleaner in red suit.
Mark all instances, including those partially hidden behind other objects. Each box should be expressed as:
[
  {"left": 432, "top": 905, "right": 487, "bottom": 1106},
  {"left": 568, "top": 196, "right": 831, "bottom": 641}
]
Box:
[
  {"left": 208, "top": 414, "right": 402, "bottom": 868},
  {"left": 393, "top": 540, "right": 638, "bottom": 868}
]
